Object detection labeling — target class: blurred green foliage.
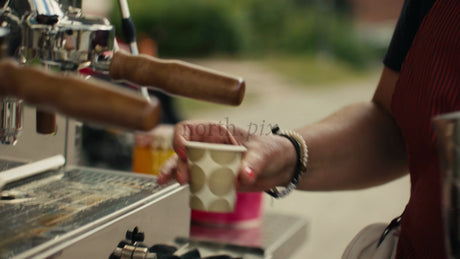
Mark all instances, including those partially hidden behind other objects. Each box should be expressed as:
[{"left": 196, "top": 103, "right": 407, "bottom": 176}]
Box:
[
  {"left": 110, "top": 0, "right": 386, "bottom": 67},
  {"left": 110, "top": 0, "right": 240, "bottom": 57}
]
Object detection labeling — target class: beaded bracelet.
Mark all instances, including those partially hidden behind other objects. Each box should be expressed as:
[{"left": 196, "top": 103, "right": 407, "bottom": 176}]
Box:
[{"left": 265, "top": 125, "right": 308, "bottom": 198}]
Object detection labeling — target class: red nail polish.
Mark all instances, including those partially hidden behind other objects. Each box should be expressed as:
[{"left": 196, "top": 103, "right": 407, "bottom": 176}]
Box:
[
  {"left": 176, "top": 148, "right": 186, "bottom": 160},
  {"left": 245, "top": 167, "right": 255, "bottom": 180}
]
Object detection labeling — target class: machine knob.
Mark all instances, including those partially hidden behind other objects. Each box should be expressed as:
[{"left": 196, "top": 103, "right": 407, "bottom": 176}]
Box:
[
  {"left": 117, "top": 241, "right": 130, "bottom": 248},
  {"left": 126, "top": 227, "right": 145, "bottom": 243},
  {"left": 109, "top": 245, "right": 157, "bottom": 259},
  {"left": 109, "top": 247, "right": 122, "bottom": 259},
  {"left": 110, "top": 227, "right": 161, "bottom": 259}
]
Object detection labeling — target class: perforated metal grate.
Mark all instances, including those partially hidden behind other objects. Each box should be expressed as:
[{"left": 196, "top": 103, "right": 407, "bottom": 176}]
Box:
[{"left": 0, "top": 167, "right": 165, "bottom": 258}]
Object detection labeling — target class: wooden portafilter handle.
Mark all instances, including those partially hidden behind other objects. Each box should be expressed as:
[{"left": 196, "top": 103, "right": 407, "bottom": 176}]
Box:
[
  {"left": 109, "top": 51, "right": 245, "bottom": 106},
  {"left": 0, "top": 59, "right": 160, "bottom": 131}
]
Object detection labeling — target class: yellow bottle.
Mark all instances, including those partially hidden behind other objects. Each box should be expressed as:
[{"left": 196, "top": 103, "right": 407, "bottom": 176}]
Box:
[{"left": 132, "top": 125, "right": 174, "bottom": 175}]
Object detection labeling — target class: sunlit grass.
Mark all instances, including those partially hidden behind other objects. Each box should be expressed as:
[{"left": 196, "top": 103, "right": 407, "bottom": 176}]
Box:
[
  {"left": 258, "top": 54, "right": 380, "bottom": 87},
  {"left": 175, "top": 92, "right": 258, "bottom": 114}
]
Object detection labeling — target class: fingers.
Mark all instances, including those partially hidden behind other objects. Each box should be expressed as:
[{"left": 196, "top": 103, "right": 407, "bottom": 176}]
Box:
[
  {"left": 175, "top": 159, "right": 189, "bottom": 184},
  {"left": 173, "top": 121, "right": 240, "bottom": 148},
  {"left": 237, "top": 135, "right": 296, "bottom": 192},
  {"left": 238, "top": 150, "right": 265, "bottom": 186},
  {"left": 158, "top": 154, "right": 190, "bottom": 185},
  {"left": 168, "top": 120, "right": 248, "bottom": 186},
  {"left": 237, "top": 149, "right": 277, "bottom": 192},
  {"left": 173, "top": 120, "right": 241, "bottom": 160},
  {"left": 158, "top": 154, "right": 178, "bottom": 185},
  {"left": 173, "top": 122, "right": 191, "bottom": 162}
]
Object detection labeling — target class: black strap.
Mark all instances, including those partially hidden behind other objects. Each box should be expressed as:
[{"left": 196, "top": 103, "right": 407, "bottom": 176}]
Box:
[
  {"left": 266, "top": 125, "right": 303, "bottom": 198},
  {"left": 377, "top": 215, "right": 403, "bottom": 248}
]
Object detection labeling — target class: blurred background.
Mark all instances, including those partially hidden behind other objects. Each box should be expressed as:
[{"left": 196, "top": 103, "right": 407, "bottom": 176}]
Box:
[{"left": 83, "top": 0, "right": 410, "bottom": 258}]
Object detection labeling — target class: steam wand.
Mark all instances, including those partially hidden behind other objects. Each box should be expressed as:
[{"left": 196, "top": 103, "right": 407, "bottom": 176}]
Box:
[{"left": 116, "top": 0, "right": 150, "bottom": 101}]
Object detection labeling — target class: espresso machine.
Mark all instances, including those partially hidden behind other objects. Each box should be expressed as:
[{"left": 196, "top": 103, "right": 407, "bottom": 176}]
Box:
[{"left": 0, "top": 0, "right": 246, "bottom": 258}]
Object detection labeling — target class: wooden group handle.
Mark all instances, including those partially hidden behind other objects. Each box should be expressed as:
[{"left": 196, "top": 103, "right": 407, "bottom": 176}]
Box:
[
  {"left": 109, "top": 51, "right": 245, "bottom": 106},
  {"left": 0, "top": 60, "right": 160, "bottom": 131}
]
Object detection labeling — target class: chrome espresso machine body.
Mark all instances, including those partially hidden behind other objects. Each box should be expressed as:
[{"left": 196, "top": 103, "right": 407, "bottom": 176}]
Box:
[{"left": 0, "top": 1, "right": 190, "bottom": 258}]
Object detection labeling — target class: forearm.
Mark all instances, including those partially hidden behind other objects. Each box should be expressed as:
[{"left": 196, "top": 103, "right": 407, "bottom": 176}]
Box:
[{"left": 295, "top": 101, "right": 407, "bottom": 191}]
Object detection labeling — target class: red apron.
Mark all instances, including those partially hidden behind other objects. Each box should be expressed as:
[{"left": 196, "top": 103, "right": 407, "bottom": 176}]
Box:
[{"left": 391, "top": 0, "right": 460, "bottom": 257}]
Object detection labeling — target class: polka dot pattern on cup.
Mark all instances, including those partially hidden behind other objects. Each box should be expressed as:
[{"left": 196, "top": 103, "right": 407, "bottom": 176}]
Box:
[
  {"left": 209, "top": 168, "right": 234, "bottom": 196},
  {"left": 186, "top": 142, "right": 246, "bottom": 213},
  {"left": 188, "top": 147, "right": 205, "bottom": 162},
  {"left": 209, "top": 199, "right": 232, "bottom": 212},
  {"left": 210, "top": 150, "right": 238, "bottom": 164},
  {"left": 189, "top": 165, "right": 206, "bottom": 193},
  {"left": 190, "top": 195, "right": 205, "bottom": 210}
]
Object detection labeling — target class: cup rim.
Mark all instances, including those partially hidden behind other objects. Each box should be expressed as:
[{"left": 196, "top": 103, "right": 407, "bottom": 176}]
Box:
[{"left": 185, "top": 141, "right": 247, "bottom": 152}]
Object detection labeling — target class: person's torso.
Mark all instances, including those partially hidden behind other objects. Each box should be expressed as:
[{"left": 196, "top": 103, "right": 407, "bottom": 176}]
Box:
[{"left": 391, "top": 0, "right": 460, "bottom": 257}]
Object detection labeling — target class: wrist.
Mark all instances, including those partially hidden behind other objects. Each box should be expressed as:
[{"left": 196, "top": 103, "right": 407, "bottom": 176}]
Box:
[
  {"left": 267, "top": 125, "right": 309, "bottom": 198},
  {"left": 277, "top": 135, "right": 298, "bottom": 186}
]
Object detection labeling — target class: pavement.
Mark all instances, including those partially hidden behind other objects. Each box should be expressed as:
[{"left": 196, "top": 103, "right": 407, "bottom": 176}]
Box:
[{"left": 179, "top": 59, "right": 411, "bottom": 259}]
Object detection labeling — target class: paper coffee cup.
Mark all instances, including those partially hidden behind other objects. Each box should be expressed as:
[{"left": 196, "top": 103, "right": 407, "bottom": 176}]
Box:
[{"left": 185, "top": 141, "right": 246, "bottom": 212}]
